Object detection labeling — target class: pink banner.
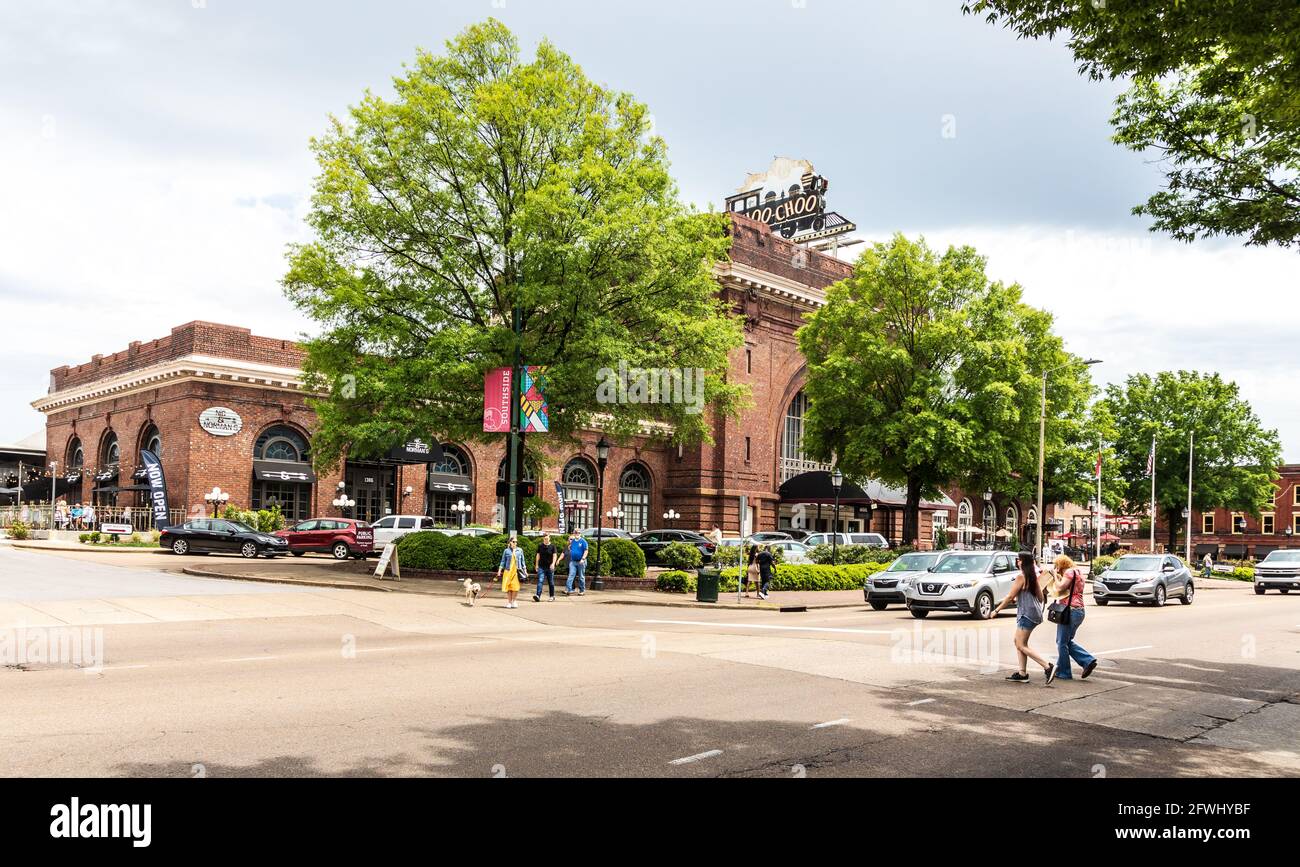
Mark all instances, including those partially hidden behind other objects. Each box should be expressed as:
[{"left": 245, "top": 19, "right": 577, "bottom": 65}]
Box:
[{"left": 483, "top": 367, "right": 513, "bottom": 433}]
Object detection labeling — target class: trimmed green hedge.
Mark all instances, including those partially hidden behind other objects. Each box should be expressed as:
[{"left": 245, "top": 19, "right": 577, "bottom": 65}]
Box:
[
  {"left": 807, "top": 545, "right": 904, "bottom": 566},
  {"left": 396, "top": 532, "right": 629, "bottom": 576},
  {"left": 656, "top": 562, "right": 889, "bottom": 593},
  {"left": 660, "top": 541, "right": 703, "bottom": 571}
]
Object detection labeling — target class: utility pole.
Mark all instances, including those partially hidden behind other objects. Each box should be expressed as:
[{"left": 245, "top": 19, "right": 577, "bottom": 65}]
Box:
[
  {"left": 506, "top": 299, "right": 522, "bottom": 537},
  {"left": 1185, "top": 430, "right": 1194, "bottom": 563}
]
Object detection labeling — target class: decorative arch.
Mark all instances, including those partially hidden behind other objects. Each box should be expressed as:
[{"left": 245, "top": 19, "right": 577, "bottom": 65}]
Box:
[
  {"left": 65, "top": 437, "right": 85, "bottom": 470},
  {"left": 99, "top": 430, "right": 120, "bottom": 467},
  {"left": 138, "top": 422, "right": 163, "bottom": 460},
  {"left": 254, "top": 423, "right": 311, "bottom": 463},
  {"left": 561, "top": 456, "right": 598, "bottom": 531},
  {"left": 1005, "top": 504, "right": 1019, "bottom": 531}
]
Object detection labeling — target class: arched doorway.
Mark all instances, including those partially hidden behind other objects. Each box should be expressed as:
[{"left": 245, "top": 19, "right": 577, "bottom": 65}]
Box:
[
  {"left": 428, "top": 444, "right": 473, "bottom": 527},
  {"left": 561, "top": 457, "right": 597, "bottom": 531},
  {"left": 252, "top": 424, "right": 315, "bottom": 521}
]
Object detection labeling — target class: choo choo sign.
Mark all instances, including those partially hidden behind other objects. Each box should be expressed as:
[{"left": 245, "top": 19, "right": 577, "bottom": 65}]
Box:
[{"left": 725, "top": 157, "right": 855, "bottom": 242}]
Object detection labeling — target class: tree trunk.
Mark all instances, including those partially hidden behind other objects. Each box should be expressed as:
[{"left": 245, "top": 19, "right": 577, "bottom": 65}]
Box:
[
  {"left": 1166, "top": 507, "right": 1180, "bottom": 553},
  {"left": 902, "top": 476, "right": 922, "bottom": 547}
]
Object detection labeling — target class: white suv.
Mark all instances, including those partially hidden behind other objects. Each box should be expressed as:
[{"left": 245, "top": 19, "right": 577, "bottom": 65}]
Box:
[
  {"left": 1253, "top": 550, "right": 1300, "bottom": 595},
  {"left": 370, "top": 515, "right": 437, "bottom": 547},
  {"left": 803, "top": 532, "right": 891, "bottom": 550},
  {"left": 904, "top": 550, "right": 1020, "bottom": 620}
]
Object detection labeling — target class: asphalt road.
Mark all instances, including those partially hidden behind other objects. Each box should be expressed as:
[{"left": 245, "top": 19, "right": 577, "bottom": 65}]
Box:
[{"left": 2, "top": 545, "right": 1297, "bottom": 778}]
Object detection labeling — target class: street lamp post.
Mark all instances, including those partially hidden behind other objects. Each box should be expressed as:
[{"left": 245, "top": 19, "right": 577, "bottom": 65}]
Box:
[
  {"left": 205, "top": 487, "right": 230, "bottom": 518},
  {"left": 663, "top": 509, "right": 680, "bottom": 529},
  {"left": 49, "top": 461, "right": 57, "bottom": 527},
  {"left": 452, "top": 499, "right": 471, "bottom": 530},
  {"left": 1036, "top": 359, "right": 1102, "bottom": 557},
  {"left": 831, "top": 468, "right": 843, "bottom": 566},
  {"left": 592, "top": 436, "right": 610, "bottom": 591},
  {"left": 1182, "top": 506, "right": 1192, "bottom": 563}
]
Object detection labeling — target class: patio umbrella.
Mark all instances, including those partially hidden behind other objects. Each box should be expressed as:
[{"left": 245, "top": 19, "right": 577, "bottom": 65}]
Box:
[{"left": 1100, "top": 532, "right": 1121, "bottom": 542}]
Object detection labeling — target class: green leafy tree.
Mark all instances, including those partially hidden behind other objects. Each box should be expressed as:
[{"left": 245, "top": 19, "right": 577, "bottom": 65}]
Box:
[
  {"left": 964, "top": 0, "right": 1300, "bottom": 248},
  {"left": 284, "top": 20, "right": 746, "bottom": 471},
  {"left": 1099, "top": 372, "right": 1282, "bottom": 550},
  {"left": 797, "top": 234, "right": 1095, "bottom": 545}
]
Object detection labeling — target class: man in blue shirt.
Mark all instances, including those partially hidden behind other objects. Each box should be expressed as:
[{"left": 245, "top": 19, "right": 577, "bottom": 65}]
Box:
[{"left": 565, "top": 529, "right": 589, "bottom": 596}]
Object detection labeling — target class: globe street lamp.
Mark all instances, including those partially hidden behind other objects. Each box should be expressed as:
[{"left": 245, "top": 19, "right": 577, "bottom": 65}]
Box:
[
  {"left": 1036, "top": 359, "right": 1103, "bottom": 556},
  {"left": 592, "top": 436, "right": 610, "bottom": 591},
  {"left": 831, "top": 468, "right": 844, "bottom": 566},
  {"left": 451, "top": 499, "right": 472, "bottom": 530},
  {"left": 204, "top": 487, "right": 230, "bottom": 518},
  {"left": 607, "top": 507, "right": 625, "bottom": 530},
  {"left": 663, "top": 509, "right": 680, "bottom": 529},
  {"left": 333, "top": 482, "right": 355, "bottom": 518}
]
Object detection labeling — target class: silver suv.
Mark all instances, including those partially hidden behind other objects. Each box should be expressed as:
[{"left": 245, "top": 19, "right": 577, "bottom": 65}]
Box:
[
  {"left": 904, "top": 550, "right": 1020, "bottom": 620},
  {"left": 1093, "top": 554, "right": 1193, "bottom": 607},
  {"left": 865, "top": 551, "right": 947, "bottom": 611},
  {"left": 1253, "top": 550, "right": 1300, "bottom": 595}
]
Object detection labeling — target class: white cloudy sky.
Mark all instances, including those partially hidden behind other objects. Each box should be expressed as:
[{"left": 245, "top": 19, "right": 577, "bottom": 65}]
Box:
[{"left": 1, "top": 0, "right": 1295, "bottom": 457}]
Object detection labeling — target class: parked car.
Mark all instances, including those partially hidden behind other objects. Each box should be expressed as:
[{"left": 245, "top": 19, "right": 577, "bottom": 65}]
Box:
[
  {"left": 632, "top": 530, "right": 716, "bottom": 565},
  {"left": 746, "top": 531, "right": 793, "bottom": 543},
  {"left": 864, "top": 551, "right": 948, "bottom": 610},
  {"left": 1092, "top": 554, "right": 1193, "bottom": 607},
  {"left": 370, "top": 515, "right": 437, "bottom": 548},
  {"left": 581, "top": 527, "right": 635, "bottom": 540},
  {"left": 1252, "top": 550, "right": 1300, "bottom": 595},
  {"left": 456, "top": 527, "right": 500, "bottom": 538},
  {"left": 765, "top": 539, "right": 813, "bottom": 564},
  {"left": 904, "top": 550, "right": 1020, "bottom": 620},
  {"left": 784, "top": 529, "right": 811, "bottom": 542},
  {"left": 161, "top": 519, "right": 290, "bottom": 559},
  {"left": 274, "top": 518, "right": 375, "bottom": 560},
  {"left": 803, "top": 532, "right": 891, "bottom": 550}
]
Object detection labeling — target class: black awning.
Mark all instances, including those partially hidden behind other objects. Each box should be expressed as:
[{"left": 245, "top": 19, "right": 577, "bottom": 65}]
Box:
[
  {"left": 93, "top": 470, "right": 119, "bottom": 487},
  {"left": 91, "top": 484, "right": 154, "bottom": 494},
  {"left": 1223, "top": 544, "right": 1248, "bottom": 558},
  {"left": 1194, "top": 543, "right": 1220, "bottom": 556},
  {"left": 1254, "top": 545, "right": 1279, "bottom": 558},
  {"left": 386, "top": 439, "right": 443, "bottom": 465},
  {"left": 253, "top": 461, "right": 315, "bottom": 484},
  {"left": 778, "top": 471, "right": 873, "bottom": 506},
  {"left": 428, "top": 474, "right": 472, "bottom": 494}
]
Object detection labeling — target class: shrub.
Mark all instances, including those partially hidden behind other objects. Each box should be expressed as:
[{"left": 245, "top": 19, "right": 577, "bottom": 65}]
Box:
[
  {"left": 660, "top": 541, "right": 703, "bottom": 571},
  {"left": 808, "top": 544, "right": 898, "bottom": 566},
  {"left": 656, "top": 570, "right": 693, "bottom": 593},
  {"left": 713, "top": 545, "right": 744, "bottom": 568},
  {"left": 719, "top": 562, "right": 886, "bottom": 592},
  {"left": 8, "top": 520, "right": 30, "bottom": 541},
  {"left": 1229, "top": 566, "right": 1254, "bottom": 581},
  {"left": 394, "top": 532, "right": 615, "bottom": 576},
  {"left": 602, "top": 538, "right": 646, "bottom": 578},
  {"left": 89, "top": 531, "right": 102, "bottom": 544},
  {"left": 1091, "top": 555, "right": 1118, "bottom": 574},
  {"left": 934, "top": 528, "right": 950, "bottom": 550},
  {"left": 79, "top": 533, "right": 90, "bottom": 544}
]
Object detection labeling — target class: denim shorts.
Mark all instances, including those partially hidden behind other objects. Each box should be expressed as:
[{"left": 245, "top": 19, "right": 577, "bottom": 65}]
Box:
[{"left": 1016, "top": 615, "right": 1041, "bottom": 631}]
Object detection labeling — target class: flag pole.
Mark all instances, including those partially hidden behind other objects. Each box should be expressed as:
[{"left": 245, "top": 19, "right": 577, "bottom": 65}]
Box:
[
  {"left": 1150, "top": 434, "right": 1157, "bottom": 553},
  {"left": 1185, "top": 430, "right": 1194, "bottom": 563}
]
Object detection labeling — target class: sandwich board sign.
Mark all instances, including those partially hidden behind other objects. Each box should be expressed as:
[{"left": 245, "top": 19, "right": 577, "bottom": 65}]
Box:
[{"left": 374, "top": 543, "right": 401, "bottom": 580}]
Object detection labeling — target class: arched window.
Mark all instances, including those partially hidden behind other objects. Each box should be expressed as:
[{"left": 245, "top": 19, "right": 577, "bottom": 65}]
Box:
[
  {"left": 618, "top": 464, "right": 651, "bottom": 535},
  {"left": 780, "top": 390, "right": 831, "bottom": 483},
  {"left": 255, "top": 425, "right": 310, "bottom": 463},
  {"left": 140, "top": 424, "right": 162, "bottom": 459},
  {"left": 982, "top": 502, "right": 996, "bottom": 539},
  {"left": 66, "top": 438, "right": 84, "bottom": 470},
  {"left": 100, "top": 432, "right": 120, "bottom": 467},
  {"left": 1027, "top": 507, "right": 1038, "bottom": 529},
  {"left": 251, "top": 425, "right": 312, "bottom": 522},
  {"left": 428, "top": 444, "right": 473, "bottom": 527},
  {"left": 957, "top": 499, "right": 972, "bottom": 527},
  {"left": 1005, "top": 505, "right": 1019, "bottom": 531},
  {"left": 562, "top": 457, "right": 597, "bottom": 531}
]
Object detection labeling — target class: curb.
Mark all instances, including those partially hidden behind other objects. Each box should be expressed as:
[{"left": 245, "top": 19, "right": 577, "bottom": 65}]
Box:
[
  {"left": 598, "top": 598, "right": 867, "bottom": 613},
  {"left": 11, "top": 542, "right": 167, "bottom": 554},
  {"left": 180, "top": 568, "right": 398, "bottom": 593}
]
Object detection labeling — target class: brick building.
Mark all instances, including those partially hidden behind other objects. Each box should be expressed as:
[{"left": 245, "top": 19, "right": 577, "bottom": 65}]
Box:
[
  {"left": 1152, "top": 464, "right": 1300, "bottom": 561},
  {"left": 29, "top": 215, "right": 978, "bottom": 544}
]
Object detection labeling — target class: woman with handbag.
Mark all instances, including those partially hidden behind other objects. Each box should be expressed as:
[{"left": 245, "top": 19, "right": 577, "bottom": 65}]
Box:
[
  {"left": 1046, "top": 554, "right": 1098, "bottom": 681},
  {"left": 992, "top": 551, "right": 1055, "bottom": 684},
  {"left": 743, "top": 544, "right": 760, "bottom": 598}
]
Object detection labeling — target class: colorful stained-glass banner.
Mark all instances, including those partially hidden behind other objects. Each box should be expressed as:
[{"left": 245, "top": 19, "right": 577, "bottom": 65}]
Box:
[{"left": 519, "top": 366, "right": 549, "bottom": 433}]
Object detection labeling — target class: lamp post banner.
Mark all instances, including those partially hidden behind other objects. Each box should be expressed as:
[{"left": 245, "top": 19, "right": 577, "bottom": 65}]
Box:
[
  {"left": 140, "top": 449, "right": 171, "bottom": 531},
  {"left": 483, "top": 367, "right": 513, "bottom": 433}
]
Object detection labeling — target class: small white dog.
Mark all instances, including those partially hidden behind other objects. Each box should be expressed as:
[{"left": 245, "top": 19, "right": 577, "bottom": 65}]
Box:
[{"left": 462, "top": 578, "right": 483, "bottom": 606}]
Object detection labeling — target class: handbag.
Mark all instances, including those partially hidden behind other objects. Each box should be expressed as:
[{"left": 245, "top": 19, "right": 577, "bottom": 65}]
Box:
[{"left": 1046, "top": 569, "right": 1076, "bottom": 624}]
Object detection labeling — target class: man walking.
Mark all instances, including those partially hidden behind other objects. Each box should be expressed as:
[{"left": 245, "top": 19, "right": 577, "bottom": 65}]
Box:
[
  {"left": 565, "top": 528, "right": 589, "bottom": 596},
  {"left": 534, "top": 532, "right": 561, "bottom": 602}
]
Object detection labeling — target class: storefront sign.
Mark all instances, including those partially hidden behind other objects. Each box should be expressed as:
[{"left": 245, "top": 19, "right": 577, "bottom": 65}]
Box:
[
  {"left": 725, "top": 159, "right": 855, "bottom": 242},
  {"left": 198, "top": 407, "right": 243, "bottom": 437},
  {"left": 483, "top": 368, "right": 512, "bottom": 433},
  {"left": 386, "top": 438, "right": 444, "bottom": 465}
]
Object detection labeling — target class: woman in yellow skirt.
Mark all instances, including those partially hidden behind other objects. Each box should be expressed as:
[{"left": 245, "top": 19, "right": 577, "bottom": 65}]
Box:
[{"left": 495, "top": 537, "right": 527, "bottom": 609}]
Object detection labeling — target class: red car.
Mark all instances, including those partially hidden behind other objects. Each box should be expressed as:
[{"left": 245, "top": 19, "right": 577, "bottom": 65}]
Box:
[{"left": 275, "top": 518, "right": 375, "bottom": 560}]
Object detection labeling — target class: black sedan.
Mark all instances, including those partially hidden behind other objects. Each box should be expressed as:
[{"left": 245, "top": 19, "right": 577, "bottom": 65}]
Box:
[
  {"left": 632, "top": 530, "right": 716, "bottom": 566},
  {"left": 160, "top": 519, "right": 290, "bottom": 559}
]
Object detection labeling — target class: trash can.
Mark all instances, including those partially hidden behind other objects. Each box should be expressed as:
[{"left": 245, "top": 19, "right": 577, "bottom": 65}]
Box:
[{"left": 696, "top": 565, "right": 721, "bottom": 603}]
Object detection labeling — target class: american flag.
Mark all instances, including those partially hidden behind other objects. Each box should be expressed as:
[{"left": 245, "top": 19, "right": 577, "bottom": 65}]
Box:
[{"left": 1146, "top": 438, "right": 1156, "bottom": 478}]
